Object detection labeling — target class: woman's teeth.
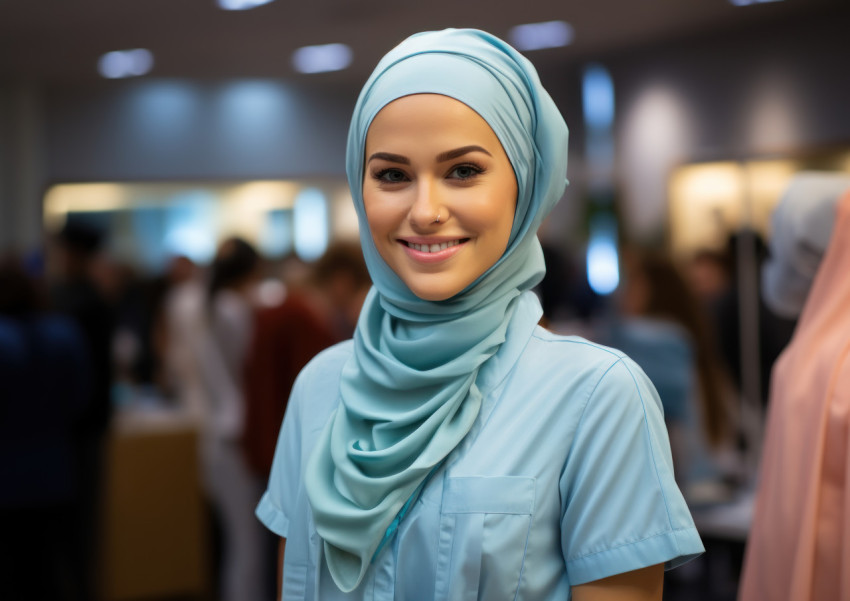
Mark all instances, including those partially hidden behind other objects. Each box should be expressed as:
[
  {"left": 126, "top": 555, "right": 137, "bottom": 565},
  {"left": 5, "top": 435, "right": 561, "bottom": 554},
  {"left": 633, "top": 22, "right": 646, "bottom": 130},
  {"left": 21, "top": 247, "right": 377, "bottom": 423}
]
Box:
[{"left": 408, "top": 240, "right": 461, "bottom": 253}]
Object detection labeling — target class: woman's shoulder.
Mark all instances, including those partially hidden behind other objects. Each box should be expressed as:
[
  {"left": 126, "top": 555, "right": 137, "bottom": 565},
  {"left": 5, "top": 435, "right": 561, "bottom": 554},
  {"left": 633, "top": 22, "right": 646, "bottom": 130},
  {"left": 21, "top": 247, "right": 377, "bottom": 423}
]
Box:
[
  {"left": 290, "top": 340, "right": 354, "bottom": 411},
  {"left": 527, "top": 326, "right": 629, "bottom": 370},
  {"left": 297, "top": 339, "right": 355, "bottom": 384},
  {"left": 284, "top": 339, "right": 355, "bottom": 432},
  {"left": 518, "top": 326, "right": 656, "bottom": 404}
]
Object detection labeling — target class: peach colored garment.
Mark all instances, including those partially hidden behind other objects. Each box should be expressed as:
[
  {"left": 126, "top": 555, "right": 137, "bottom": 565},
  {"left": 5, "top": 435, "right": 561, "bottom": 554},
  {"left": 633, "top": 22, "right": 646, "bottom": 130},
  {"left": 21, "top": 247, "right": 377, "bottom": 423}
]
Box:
[{"left": 740, "top": 191, "right": 850, "bottom": 600}]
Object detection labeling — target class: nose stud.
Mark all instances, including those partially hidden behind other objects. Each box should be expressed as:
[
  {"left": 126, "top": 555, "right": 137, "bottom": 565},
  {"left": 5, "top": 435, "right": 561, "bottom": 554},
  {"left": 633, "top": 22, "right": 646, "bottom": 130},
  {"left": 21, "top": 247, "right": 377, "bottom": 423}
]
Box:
[{"left": 432, "top": 212, "right": 441, "bottom": 224}]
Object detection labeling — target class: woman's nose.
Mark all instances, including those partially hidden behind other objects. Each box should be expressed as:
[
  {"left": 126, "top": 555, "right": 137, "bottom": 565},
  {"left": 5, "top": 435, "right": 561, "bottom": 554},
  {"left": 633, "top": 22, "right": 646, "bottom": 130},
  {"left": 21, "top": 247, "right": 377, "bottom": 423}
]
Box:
[{"left": 408, "top": 179, "right": 444, "bottom": 229}]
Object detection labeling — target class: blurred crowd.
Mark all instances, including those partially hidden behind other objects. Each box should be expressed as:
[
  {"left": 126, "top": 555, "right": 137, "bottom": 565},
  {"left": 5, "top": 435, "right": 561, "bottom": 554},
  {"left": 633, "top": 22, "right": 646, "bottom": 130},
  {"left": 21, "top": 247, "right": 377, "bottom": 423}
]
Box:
[
  {"left": 0, "top": 213, "right": 802, "bottom": 600},
  {"left": 0, "top": 223, "right": 371, "bottom": 600}
]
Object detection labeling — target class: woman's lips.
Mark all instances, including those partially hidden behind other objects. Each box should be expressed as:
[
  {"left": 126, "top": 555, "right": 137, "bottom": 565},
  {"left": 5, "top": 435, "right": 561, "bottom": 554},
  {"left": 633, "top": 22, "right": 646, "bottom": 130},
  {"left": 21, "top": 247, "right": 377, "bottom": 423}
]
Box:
[{"left": 399, "top": 238, "right": 469, "bottom": 263}]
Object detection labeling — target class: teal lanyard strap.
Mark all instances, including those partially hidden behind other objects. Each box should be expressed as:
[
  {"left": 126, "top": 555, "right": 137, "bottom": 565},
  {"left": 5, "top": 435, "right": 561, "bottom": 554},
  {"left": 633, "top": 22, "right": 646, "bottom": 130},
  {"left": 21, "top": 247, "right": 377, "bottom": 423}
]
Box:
[{"left": 371, "top": 468, "right": 438, "bottom": 562}]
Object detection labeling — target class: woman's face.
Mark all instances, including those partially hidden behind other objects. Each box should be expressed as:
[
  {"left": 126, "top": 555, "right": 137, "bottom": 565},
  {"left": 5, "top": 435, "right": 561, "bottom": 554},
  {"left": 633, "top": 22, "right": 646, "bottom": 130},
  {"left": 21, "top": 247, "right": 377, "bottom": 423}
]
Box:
[{"left": 363, "top": 94, "right": 517, "bottom": 301}]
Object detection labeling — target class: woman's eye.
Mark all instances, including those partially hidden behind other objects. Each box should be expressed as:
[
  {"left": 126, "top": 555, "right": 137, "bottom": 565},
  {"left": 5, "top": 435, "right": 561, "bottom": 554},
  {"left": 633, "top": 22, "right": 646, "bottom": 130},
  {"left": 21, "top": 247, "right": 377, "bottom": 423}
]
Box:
[
  {"left": 374, "top": 168, "right": 408, "bottom": 183},
  {"left": 449, "top": 164, "right": 483, "bottom": 180}
]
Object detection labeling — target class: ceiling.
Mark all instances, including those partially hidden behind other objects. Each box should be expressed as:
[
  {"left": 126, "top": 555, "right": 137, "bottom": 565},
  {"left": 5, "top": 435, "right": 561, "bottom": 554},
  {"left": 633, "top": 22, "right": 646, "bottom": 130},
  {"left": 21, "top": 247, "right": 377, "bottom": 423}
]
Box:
[{"left": 0, "top": 0, "right": 843, "bottom": 86}]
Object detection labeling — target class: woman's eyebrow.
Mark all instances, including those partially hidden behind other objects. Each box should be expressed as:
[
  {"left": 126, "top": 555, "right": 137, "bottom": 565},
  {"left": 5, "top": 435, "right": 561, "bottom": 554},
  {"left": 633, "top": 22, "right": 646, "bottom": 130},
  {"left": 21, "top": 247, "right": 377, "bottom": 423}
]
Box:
[
  {"left": 367, "top": 152, "right": 409, "bottom": 164},
  {"left": 436, "top": 145, "right": 492, "bottom": 162}
]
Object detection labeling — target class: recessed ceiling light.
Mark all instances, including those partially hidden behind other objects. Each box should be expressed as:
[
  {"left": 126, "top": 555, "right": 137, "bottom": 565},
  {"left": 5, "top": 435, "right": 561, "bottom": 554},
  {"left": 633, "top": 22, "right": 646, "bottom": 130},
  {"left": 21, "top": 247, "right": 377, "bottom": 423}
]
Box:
[
  {"left": 729, "top": 0, "right": 784, "bottom": 5},
  {"left": 217, "top": 0, "right": 275, "bottom": 10},
  {"left": 292, "top": 43, "right": 353, "bottom": 74},
  {"left": 98, "top": 49, "right": 154, "bottom": 79},
  {"left": 508, "top": 20, "right": 574, "bottom": 51}
]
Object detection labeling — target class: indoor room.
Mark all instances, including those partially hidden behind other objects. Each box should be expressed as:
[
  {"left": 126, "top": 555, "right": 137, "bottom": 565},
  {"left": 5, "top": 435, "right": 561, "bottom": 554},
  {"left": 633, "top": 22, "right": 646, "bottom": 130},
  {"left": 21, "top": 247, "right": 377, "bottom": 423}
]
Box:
[{"left": 1, "top": 1, "right": 849, "bottom": 600}]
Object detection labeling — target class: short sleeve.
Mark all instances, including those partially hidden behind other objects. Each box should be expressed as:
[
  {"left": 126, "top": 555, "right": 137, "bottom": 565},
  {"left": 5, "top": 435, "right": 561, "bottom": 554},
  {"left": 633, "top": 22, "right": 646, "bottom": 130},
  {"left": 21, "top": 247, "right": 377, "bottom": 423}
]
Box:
[
  {"left": 559, "top": 356, "right": 704, "bottom": 585},
  {"left": 255, "top": 371, "right": 307, "bottom": 538}
]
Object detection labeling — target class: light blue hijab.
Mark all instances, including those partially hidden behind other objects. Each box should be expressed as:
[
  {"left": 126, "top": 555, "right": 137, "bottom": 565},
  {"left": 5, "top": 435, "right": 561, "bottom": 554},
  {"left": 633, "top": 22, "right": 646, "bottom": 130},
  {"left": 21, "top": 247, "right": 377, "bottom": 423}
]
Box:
[{"left": 305, "top": 28, "right": 569, "bottom": 592}]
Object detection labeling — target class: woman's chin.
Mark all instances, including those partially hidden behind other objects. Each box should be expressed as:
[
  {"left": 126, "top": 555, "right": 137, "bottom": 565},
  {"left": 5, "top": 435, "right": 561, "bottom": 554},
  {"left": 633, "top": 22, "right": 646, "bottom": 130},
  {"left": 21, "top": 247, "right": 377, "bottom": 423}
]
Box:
[
  {"left": 409, "top": 287, "right": 455, "bottom": 302},
  {"left": 406, "top": 278, "right": 462, "bottom": 302}
]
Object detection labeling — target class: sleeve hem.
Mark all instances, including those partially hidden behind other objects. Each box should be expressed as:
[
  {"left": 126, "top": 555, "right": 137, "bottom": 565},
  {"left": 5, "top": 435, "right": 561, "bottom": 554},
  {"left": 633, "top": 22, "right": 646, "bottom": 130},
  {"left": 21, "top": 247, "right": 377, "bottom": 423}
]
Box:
[
  {"left": 255, "top": 490, "right": 291, "bottom": 538},
  {"left": 567, "top": 526, "right": 704, "bottom": 586}
]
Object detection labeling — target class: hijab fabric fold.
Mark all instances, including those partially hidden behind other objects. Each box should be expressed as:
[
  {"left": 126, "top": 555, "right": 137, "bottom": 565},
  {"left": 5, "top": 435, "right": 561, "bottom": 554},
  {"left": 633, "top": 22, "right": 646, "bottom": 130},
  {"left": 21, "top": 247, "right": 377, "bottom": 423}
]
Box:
[{"left": 304, "top": 28, "right": 569, "bottom": 592}]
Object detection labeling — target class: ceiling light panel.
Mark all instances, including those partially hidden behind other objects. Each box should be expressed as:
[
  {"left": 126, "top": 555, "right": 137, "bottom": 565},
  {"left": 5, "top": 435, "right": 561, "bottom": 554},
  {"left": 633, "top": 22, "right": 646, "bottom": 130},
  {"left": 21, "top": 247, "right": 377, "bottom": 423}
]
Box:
[
  {"left": 292, "top": 43, "right": 353, "bottom": 74},
  {"left": 217, "top": 0, "right": 275, "bottom": 10},
  {"left": 729, "top": 0, "right": 784, "bottom": 5},
  {"left": 509, "top": 21, "right": 574, "bottom": 51},
  {"left": 98, "top": 49, "right": 154, "bottom": 79}
]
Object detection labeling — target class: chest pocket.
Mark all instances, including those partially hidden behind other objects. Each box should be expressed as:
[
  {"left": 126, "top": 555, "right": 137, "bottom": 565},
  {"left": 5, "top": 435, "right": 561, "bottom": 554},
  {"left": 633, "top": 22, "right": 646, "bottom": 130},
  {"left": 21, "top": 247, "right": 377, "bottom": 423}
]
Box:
[{"left": 435, "top": 476, "right": 535, "bottom": 601}]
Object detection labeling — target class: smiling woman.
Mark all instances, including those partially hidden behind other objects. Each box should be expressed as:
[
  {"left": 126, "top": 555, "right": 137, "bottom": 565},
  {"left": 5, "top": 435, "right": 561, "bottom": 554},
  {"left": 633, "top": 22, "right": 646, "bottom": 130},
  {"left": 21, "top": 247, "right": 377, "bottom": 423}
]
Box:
[
  {"left": 255, "top": 28, "right": 703, "bottom": 601},
  {"left": 363, "top": 94, "right": 517, "bottom": 301}
]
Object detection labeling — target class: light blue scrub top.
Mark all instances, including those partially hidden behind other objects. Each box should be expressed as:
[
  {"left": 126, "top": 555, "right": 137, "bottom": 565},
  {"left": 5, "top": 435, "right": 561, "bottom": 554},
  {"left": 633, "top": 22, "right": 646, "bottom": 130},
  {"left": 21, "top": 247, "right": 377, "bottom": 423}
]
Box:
[{"left": 257, "top": 297, "right": 704, "bottom": 600}]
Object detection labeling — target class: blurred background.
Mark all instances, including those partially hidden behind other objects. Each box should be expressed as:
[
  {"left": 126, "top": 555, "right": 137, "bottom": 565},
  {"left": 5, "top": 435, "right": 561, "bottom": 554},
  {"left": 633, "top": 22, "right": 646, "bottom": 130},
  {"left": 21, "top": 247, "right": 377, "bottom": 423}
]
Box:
[{"left": 1, "top": 0, "right": 849, "bottom": 599}]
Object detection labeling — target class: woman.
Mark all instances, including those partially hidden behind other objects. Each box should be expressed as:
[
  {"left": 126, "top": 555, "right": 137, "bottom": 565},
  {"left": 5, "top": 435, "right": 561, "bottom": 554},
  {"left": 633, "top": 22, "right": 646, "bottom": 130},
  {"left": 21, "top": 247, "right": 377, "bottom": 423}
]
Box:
[
  {"left": 257, "top": 29, "right": 703, "bottom": 600},
  {"left": 196, "top": 237, "right": 269, "bottom": 601},
  {"left": 0, "top": 257, "right": 92, "bottom": 599}
]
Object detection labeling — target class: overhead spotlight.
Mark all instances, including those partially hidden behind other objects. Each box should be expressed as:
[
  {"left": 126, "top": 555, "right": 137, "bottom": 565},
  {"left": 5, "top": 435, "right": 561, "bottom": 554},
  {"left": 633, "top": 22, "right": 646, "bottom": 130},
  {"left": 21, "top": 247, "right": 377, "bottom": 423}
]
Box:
[
  {"left": 508, "top": 20, "right": 574, "bottom": 51},
  {"left": 729, "top": 0, "right": 784, "bottom": 5},
  {"left": 292, "top": 43, "right": 353, "bottom": 74},
  {"left": 586, "top": 214, "right": 620, "bottom": 296},
  {"left": 98, "top": 49, "right": 154, "bottom": 79},
  {"left": 217, "top": 0, "right": 275, "bottom": 9}
]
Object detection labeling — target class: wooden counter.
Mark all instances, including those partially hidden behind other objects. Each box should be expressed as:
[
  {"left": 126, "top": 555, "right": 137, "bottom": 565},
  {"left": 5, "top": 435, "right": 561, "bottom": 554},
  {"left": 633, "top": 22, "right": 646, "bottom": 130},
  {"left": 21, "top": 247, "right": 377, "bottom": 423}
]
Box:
[{"left": 99, "top": 407, "right": 210, "bottom": 600}]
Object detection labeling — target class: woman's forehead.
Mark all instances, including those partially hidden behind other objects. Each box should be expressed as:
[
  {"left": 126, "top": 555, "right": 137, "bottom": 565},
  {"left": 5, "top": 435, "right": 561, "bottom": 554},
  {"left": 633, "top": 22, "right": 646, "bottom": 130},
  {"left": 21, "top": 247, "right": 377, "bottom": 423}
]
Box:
[{"left": 366, "top": 94, "right": 496, "bottom": 140}]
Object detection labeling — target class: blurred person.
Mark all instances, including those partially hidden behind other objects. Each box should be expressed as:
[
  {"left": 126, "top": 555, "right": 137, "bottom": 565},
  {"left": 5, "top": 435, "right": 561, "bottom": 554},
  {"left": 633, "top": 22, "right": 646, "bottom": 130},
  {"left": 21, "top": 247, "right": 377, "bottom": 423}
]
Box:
[
  {"left": 242, "top": 242, "right": 371, "bottom": 594},
  {"left": 243, "top": 241, "right": 371, "bottom": 482},
  {"left": 0, "top": 255, "right": 92, "bottom": 599},
  {"left": 605, "top": 249, "right": 738, "bottom": 498},
  {"left": 684, "top": 249, "right": 738, "bottom": 400},
  {"left": 740, "top": 172, "right": 850, "bottom": 601},
  {"left": 307, "top": 242, "right": 372, "bottom": 338},
  {"left": 276, "top": 253, "right": 313, "bottom": 291},
  {"left": 137, "top": 255, "right": 201, "bottom": 398},
  {"left": 159, "top": 255, "right": 207, "bottom": 417},
  {"left": 48, "top": 220, "right": 116, "bottom": 600},
  {"left": 133, "top": 265, "right": 177, "bottom": 392},
  {"left": 687, "top": 248, "right": 733, "bottom": 310},
  {"left": 536, "top": 241, "right": 600, "bottom": 328},
  {"left": 107, "top": 262, "right": 157, "bottom": 401},
  {"left": 193, "top": 237, "right": 268, "bottom": 601},
  {"left": 49, "top": 221, "right": 115, "bottom": 429},
  {"left": 709, "top": 231, "right": 797, "bottom": 408},
  {"left": 256, "top": 29, "right": 702, "bottom": 600}
]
